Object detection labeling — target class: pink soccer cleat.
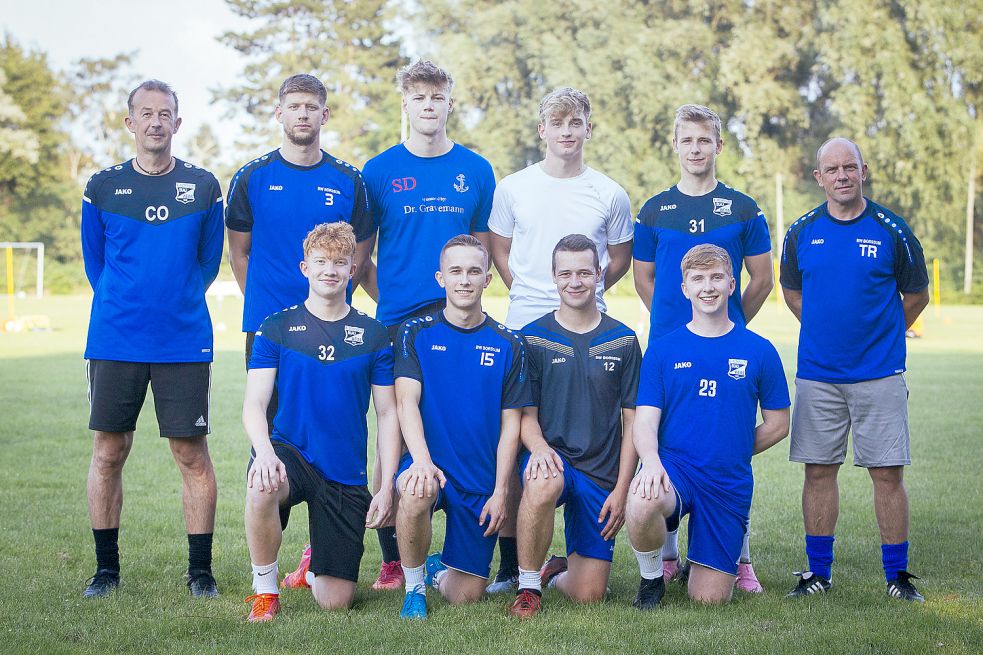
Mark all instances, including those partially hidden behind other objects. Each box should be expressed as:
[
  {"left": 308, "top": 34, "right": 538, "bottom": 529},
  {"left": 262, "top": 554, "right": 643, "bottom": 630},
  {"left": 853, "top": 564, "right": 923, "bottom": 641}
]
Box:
[{"left": 735, "top": 561, "right": 764, "bottom": 593}]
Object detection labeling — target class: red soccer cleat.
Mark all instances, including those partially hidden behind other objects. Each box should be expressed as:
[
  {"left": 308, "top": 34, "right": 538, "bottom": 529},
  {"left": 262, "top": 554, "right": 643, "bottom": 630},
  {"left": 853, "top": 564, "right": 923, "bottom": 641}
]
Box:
[
  {"left": 245, "top": 593, "right": 280, "bottom": 623},
  {"left": 508, "top": 589, "right": 542, "bottom": 619},
  {"left": 282, "top": 544, "right": 312, "bottom": 589},
  {"left": 372, "top": 560, "right": 405, "bottom": 591}
]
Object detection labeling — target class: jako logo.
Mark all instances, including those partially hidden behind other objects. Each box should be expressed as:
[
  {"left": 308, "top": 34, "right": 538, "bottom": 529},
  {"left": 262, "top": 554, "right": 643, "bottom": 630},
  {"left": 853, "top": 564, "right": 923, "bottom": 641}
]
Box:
[
  {"left": 811, "top": 238, "right": 824, "bottom": 245},
  {"left": 115, "top": 188, "right": 132, "bottom": 195},
  {"left": 674, "top": 361, "right": 692, "bottom": 369},
  {"left": 288, "top": 325, "right": 307, "bottom": 332},
  {"left": 551, "top": 357, "right": 566, "bottom": 364},
  {"left": 431, "top": 344, "right": 447, "bottom": 351},
  {"left": 660, "top": 204, "right": 677, "bottom": 211},
  {"left": 269, "top": 185, "right": 283, "bottom": 191},
  {"left": 392, "top": 177, "right": 417, "bottom": 192}
]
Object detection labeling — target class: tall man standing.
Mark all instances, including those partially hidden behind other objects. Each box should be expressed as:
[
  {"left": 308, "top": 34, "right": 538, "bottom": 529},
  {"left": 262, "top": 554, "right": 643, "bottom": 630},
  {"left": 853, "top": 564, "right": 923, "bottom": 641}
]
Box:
[
  {"left": 631, "top": 104, "right": 774, "bottom": 592},
  {"left": 360, "top": 60, "right": 496, "bottom": 589},
  {"left": 508, "top": 235, "right": 640, "bottom": 619},
  {"left": 487, "top": 87, "right": 633, "bottom": 589},
  {"left": 81, "top": 80, "right": 224, "bottom": 598},
  {"left": 781, "top": 137, "right": 929, "bottom": 601},
  {"left": 226, "top": 74, "right": 374, "bottom": 430}
]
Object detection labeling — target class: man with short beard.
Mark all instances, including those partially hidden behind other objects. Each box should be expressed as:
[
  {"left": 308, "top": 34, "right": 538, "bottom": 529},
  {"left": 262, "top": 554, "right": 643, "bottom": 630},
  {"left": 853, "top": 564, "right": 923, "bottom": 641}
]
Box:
[{"left": 227, "top": 74, "right": 374, "bottom": 434}]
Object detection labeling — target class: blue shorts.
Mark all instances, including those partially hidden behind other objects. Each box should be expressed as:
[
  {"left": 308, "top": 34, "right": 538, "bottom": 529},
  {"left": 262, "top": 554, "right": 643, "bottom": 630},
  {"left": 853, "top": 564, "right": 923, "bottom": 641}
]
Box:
[
  {"left": 662, "top": 460, "right": 749, "bottom": 576},
  {"left": 397, "top": 454, "right": 496, "bottom": 578},
  {"left": 518, "top": 452, "right": 615, "bottom": 562}
]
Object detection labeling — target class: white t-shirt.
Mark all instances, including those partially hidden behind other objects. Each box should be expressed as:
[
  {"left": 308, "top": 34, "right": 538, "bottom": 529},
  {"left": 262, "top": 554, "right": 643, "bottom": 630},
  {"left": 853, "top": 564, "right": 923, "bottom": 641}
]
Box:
[{"left": 488, "top": 163, "right": 634, "bottom": 329}]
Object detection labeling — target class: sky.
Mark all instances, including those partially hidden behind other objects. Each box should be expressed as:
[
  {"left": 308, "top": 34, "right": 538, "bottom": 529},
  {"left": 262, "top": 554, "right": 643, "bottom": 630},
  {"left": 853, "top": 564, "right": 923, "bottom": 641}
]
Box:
[{"left": 1, "top": 0, "right": 254, "bottom": 158}]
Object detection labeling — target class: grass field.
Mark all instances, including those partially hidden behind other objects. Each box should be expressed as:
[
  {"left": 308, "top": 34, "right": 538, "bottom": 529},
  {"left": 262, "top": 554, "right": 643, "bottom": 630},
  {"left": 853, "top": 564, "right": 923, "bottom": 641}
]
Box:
[{"left": 0, "top": 292, "right": 981, "bottom": 654}]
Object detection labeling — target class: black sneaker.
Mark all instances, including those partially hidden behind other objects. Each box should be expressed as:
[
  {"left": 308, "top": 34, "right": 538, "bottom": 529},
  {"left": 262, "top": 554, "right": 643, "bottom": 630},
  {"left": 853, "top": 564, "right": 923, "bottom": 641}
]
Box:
[
  {"left": 485, "top": 566, "right": 519, "bottom": 594},
  {"left": 886, "top": 571, "right": 924, "bottom": 602},
  {"left": 83, "top": 568, "right": 120, "bottom": 598},
  {"left": 678, "top": 560, "right": 691, "bottom": 584},
  {"left": 632, "top": 576, "right": 666, "bottom": 610},
  {"left": 786, "top": 570, "right": 832, "bottom": 597},
  {"left": 187, "top": 569, "right": 219, "bottom": 598}
]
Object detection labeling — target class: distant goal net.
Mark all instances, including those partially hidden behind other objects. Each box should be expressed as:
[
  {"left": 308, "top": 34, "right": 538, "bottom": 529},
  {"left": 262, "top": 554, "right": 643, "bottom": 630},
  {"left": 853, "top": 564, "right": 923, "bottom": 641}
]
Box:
[{"left": 0, "top": 242, "right": 44, "bottom": 299}]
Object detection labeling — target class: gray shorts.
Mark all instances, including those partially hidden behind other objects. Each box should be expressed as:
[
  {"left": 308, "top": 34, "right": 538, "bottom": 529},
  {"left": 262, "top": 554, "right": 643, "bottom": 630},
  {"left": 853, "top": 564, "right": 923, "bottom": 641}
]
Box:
[{"left": 789, "top": 374, "right": 910, "bottom": 468}]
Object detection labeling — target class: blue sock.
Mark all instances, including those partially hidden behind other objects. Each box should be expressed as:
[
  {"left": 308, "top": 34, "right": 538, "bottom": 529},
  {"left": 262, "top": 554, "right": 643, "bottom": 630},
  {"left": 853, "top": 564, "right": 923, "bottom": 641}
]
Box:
[
  {"left": 805, "top": 534, "right": 834, "bottom": 580},
  {"left": 881, "top": 541, "right": 909, "bottom": 582}
]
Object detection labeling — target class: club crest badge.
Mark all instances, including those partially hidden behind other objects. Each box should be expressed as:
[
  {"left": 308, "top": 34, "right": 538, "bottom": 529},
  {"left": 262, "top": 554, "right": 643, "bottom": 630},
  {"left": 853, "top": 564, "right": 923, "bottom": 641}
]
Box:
[
  {"left": 453, "top": 173, "right": 469, "bottom": 193},
  {"left": 344, "top": 325, "right": 365, "bottom": 346},
  {"left": 712, "top": 197, "right": 732, "bottom": 216},
  {"left": 175, "top": 182, "right": 196, "bottom": 204},
  {"left": 728, "top": 358, "right": 748, "bottom": 380}
]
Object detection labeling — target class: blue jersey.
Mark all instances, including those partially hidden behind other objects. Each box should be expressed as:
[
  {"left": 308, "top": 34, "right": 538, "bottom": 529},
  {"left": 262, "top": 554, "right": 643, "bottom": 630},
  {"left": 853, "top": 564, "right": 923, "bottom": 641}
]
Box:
[
  {"left": 522, "top": 313, "right": 641, "bottom": 490},
  {"left": 362, "top": 144, "right": 495, "bottom": 325},
  {"left": 633, "top": 183, "right": 771, "bottom": 341},
  {"left": 637, "top": 325, "right": 790, "bottom": 502},
  {"left": 248, "top": 304, "right": 393, "bottom": 486},
  {"left": 780, "top": 199, "right": 928, "bottom": 384},
  {"left": 395, "top": 312, "right": 530, "bottom": 494},
  {"left": 226, "top": 150, "right": 373, "bottom": 332},
  {"left": 81, "top": 159, "right": 223, "bottom": 363}
]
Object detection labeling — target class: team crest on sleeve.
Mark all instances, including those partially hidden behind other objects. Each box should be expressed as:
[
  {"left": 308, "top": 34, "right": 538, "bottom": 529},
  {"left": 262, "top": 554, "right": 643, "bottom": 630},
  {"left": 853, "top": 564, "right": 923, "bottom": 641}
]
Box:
[
  {"left": 712, "top": 198, "right": 732, "bottom": 216},
  {"left": 344, "top": 325, "right": 365, "bottom": 346},
  {"left": 728, "top": 358, "right": 748, "bottom": 380},
  {"left": 175, "top": 182, "right": 196, "bottom": 204}
]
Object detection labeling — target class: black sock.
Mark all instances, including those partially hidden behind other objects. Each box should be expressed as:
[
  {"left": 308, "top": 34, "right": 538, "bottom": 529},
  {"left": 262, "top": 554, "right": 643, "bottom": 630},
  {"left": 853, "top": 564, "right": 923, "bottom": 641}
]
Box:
[
  {"left": 377, "top": 526, "right": 400, "bottom": 563},
  {"left": 93, "top": 528, "right": 120, "bottom": 573},
  {"left": 188, "top": 533, "right": 213, "bottom": 573},
  {"left": 498, "top": 537, "right": 518, "bottom": 576}
]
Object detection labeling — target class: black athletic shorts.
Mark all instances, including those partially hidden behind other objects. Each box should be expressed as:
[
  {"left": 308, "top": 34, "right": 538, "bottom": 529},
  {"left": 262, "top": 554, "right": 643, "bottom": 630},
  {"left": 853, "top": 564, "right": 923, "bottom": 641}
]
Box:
[
  {"left": 250, "top": 442, "right": 372, "bottom": 582},
  {"left": 386, "top": 299, "right": 446, "bottom": 343},
  {"left": 245, "top": 331, "right": 277, "bottom": 434},
  {"left": 86, "top": 360, "right": 211, "bottom": 437}
]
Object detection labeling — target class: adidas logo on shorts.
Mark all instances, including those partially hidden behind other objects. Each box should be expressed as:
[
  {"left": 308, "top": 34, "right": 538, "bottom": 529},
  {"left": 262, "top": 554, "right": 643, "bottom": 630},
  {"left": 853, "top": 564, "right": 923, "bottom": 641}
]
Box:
[{"left": 195, "top": 416, "right": 207, "bottom": 428}]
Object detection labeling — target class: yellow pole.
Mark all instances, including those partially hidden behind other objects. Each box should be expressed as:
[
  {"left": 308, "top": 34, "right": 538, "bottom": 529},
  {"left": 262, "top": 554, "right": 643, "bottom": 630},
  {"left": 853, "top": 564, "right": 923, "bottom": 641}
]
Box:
[
  {"left": 933, "top": 258, "right": 941, "bottom": 316},
  {"left": 774, "top": 257, "right": 781, "bottom": 310},
  {"left": 5, "top": 246, "right": 14, "bottom": 324}
]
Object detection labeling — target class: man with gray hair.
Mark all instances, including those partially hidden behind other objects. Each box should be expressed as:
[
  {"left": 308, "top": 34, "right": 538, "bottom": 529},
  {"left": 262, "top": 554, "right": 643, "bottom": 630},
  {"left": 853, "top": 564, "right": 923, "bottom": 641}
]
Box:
[
  {"left": 632, "top": 103, "right": 774, "bottom": 593},
  {"left": 81, "top": 79, "right": 224, "bottom": 599},
  {"left": 781, "top": 137, "right": 929, "bottom": 601},
  {"left": 487, "top": 86, "right": 633, "bottom": 592}
]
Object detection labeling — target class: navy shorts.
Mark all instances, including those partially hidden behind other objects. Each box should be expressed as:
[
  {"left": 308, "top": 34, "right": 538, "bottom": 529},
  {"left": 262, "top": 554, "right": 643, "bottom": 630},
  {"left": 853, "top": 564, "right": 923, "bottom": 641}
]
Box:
[
  {"left": 397, "top": 454, "right": 496, "bottom": 578},
  {"left": 519, "top": 452, "right": 615, "bottom": 562},
  {"left": 663, "top": 461, "right": 749, "bottom": 576}
]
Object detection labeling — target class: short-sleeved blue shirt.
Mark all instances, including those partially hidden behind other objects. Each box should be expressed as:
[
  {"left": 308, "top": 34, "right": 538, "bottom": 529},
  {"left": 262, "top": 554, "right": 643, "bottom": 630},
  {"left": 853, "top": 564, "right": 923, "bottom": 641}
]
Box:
[
  {"left": 394, "top": 312, "right": 531, "bottom": 494},
  {"left": 362, "top": 143, "right": 495, "bottom": 325},
  {"left": 636, "top": 325, "right": 790, "bottom": 503},
  {"left": 633, "top": 183, "right": 771, "bottom": 342},
  {"left": 780, "top": 199, "right": 928, "bottom": 384},
  {"left": 249, "top": 304, "right": 393, "bottom": 486}
]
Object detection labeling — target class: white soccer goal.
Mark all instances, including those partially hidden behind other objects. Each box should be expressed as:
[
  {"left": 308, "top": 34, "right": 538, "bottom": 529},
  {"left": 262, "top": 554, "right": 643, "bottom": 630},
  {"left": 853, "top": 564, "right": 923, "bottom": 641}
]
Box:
[{"left": 0, "top": 242, "right": 44, "bottom": 298}]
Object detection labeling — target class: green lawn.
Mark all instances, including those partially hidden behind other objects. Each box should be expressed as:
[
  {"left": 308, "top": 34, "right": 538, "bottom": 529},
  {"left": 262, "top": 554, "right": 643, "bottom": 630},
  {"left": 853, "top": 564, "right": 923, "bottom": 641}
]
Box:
[{"left": 0, "top": 293, "right": 981, "bottom": 654}]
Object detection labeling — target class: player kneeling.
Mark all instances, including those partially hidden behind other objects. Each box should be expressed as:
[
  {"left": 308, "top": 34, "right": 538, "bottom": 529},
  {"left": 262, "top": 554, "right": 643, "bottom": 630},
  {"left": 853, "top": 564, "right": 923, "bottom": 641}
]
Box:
[
  {"left": 394, "top": 235, "right": 530, "bottom": 620},
  {"left": 509, "top": 235, "right": 641, "bottom": 618},
  {"left": 626, "top": 244, "right": 790, "bottom": 607},
  {"left": 242, "top": 222, "right": 400, "bottom": 622}
]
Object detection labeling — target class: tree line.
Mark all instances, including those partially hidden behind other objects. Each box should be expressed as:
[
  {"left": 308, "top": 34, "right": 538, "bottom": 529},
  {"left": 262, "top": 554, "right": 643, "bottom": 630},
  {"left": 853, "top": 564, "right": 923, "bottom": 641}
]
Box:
[{"left": 1, "top": 0, "right": 980, "bottom": 296}]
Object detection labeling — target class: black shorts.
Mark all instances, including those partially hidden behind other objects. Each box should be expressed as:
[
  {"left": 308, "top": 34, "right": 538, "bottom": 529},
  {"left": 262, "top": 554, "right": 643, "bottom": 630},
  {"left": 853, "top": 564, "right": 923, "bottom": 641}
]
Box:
[
  {"left": 252, "top": 442, "right": 372, "bottom": 583},
  {"left": 87, "top": 360, "right": 210, "bottom": 437},
  {"left": 245, "top": 331, "right": 277, "bottom": 433},
  {"left": 386, "top": 299, "right": 446, "bottom": 343}
]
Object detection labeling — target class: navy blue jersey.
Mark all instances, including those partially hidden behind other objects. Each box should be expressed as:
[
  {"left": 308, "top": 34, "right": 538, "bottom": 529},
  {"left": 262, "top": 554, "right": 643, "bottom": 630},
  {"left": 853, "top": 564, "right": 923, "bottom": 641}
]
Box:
[
  {"left": 395, "top": 312, "right": 531, "bottom": 494},
  {"left": 248, "top": 304, "right": 393, "bottom": 486},
  {"left": 522, "top": 313, "right": 641, "bottom": 490},
  {"left": 637, "top": 325, "right": 790, "bottom": 502},
  {"left": 633, "top": 183, "right": 771, "bottom": 342},
  {"left": 362, "top": 144, "right": 495, "bottom": 325},
  {"left": 81, "top": 159, "right": 223, "bottom": 363},
  {"left": 780, "top": 199, "right": 928, "bottom": 384},
  {"left": 226, "top": 150, "right": 373, "bottom": 332}
]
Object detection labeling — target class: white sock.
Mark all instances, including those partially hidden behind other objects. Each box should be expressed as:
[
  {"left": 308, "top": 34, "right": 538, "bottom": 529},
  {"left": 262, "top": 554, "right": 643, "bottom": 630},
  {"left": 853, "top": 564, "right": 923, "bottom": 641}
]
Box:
[
  {"left": 431, "top": 569, "right": 446, "bottom": 591},
  {"left": 518, "top": 567, "right": 542, "bottom": 593},
  {"left": 633, "top": 547, "right": 664, "bottom": 581},
  {"left": 662, "top": 530, "right": 679, "bottom": 561},
  {"left": 740, "top": 528, "right": 751, "bottom": 563},
  {"left": 547, "top": 571, "right": 565, "bottom": 589},
  {"left": 305, "top": 570, "right": 315, "bottom": 588},
  {"left": 251, "top": 561, "right": 279, "bottom": 595},
  {"left": 402, "top": 562, "right": 426, "bottom": 594}
]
